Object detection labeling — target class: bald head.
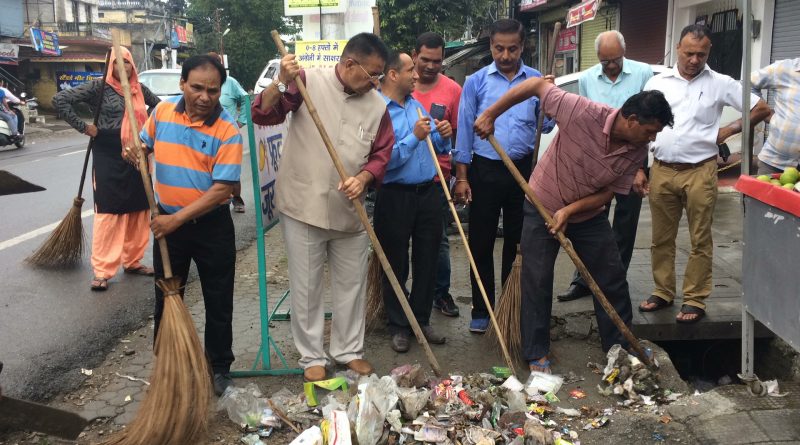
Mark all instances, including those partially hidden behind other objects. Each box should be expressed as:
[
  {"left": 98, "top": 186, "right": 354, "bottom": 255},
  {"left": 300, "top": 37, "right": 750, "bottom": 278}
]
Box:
[{"left": 595, "top": 31, "right": 626, "bottom": 79}]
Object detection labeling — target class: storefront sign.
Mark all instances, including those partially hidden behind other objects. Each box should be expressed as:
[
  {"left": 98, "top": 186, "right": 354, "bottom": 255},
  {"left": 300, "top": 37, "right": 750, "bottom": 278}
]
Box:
[
  {"left": 295, "top": 40, "right": 348, "bottom": 69},
  {"left": 186, "top": 23, "right": 194, "bottom": 43},
  {"left": 567, "top": 0, "right": 600, "bottom": 28},
  {"left": 520, "top": 0, "right": 547, "bottom": 12},
  {"left": 56, "top": 71, "right": 103, "bottom": 92},
  {"left": 30, "top": 28, "right": 61, "bottom": 56},
  {"left": 285, "top": 0, "right": 345, "bottom": 16},
  {"left": 175, "top": 25, "right": 187, "bottom": 43},
  {"left": 0, "top": 44, "right": 19, "bottom": 60},
  {"left": 556, "top": 27, "right": 578, "bottom": 52}
]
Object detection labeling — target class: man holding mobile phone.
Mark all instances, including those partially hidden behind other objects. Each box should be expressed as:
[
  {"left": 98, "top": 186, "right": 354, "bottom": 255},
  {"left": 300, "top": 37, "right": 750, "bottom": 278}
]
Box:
[{"left": 412, "top": 32, "right": 463, "bottom": 318}]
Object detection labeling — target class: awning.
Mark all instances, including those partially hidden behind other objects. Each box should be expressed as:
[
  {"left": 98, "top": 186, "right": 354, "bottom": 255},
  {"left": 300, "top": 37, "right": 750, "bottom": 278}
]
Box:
[
  {"left": 28, "top": 52, "right": 106, "bottom": 63},
  {"left": 443, "top": 37, "right": 490, "bottom": 70}
]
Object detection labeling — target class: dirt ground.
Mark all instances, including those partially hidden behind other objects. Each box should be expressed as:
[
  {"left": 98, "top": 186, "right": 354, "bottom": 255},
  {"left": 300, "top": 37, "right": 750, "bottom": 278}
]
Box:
[{"left": 1, "top": 223, "right": 700, "bottom": 445}]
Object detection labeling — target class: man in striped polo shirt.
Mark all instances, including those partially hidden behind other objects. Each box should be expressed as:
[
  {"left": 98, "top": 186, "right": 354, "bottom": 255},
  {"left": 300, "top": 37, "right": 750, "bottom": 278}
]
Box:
[
  {"left": 137, "top": 54, "right": 243, "bottom": 395},
  {"left": 474, "top": 77, "right": 673, "bottom": 374}
]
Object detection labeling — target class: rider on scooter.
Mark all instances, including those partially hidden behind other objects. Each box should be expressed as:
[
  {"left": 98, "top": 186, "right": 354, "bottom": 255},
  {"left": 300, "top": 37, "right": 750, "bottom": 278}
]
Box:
[{"left": 0, "top": 88, "right": 20, "bottom": 141}]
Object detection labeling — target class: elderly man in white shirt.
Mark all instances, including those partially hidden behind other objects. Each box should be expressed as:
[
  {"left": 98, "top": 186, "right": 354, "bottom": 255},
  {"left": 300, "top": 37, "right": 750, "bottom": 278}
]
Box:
[{"left": 640, "top": 24, "right": 770, "bottom": 323}]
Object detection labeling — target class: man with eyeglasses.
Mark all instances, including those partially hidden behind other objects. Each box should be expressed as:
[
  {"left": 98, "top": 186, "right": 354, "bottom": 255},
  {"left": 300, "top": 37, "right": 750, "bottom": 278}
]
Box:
[
  {"left": 557, "top": 30, "right": 653, "bottom": 303},
  {"left": 251, "top": 33, "right": 395, "bottom": 382},
  {"left": 454, "top": 18, "right": 554, "bottom": 334}
]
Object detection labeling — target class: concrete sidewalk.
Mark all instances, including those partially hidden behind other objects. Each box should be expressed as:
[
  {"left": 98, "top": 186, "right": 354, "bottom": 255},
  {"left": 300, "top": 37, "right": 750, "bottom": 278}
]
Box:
[{"left": 12, "top": 188, "right": 800, "bottom": 444}]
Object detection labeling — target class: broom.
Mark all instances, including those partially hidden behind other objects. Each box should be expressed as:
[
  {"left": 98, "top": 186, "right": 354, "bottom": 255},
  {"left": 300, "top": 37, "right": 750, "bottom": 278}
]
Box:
[
  {"left": 271, "top": 31, "right": 442, "bottom": 377},
  {"left": 101, "top": 31, "right": 212, "bottom": 445},
  {"left": 365, "top": 249, "right": 385, "bottom": 332},
  {"left": 417, "top": 108, "right": 517, "bottom": 375},
  {"left": 25, "top": 50, "right": 112, "bottom": 268},
  {"left": 486, "top": 247, "right": 522, "bottom": 360}
]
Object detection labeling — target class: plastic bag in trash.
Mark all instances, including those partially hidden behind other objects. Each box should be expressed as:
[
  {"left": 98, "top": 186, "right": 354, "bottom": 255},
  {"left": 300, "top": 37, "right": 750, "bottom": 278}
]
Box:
[
  {"left": 355, "top": 375, "right": 399, "bottom": 445},
  {"left": 396, "top": 386, "right": 431, "bottom": 420},
  {"left": 289, "top": 425, "right": 324, "bottom": 445},
  {"left": 390, "top": 363, "right": 426, "bottom": 388},
  {"left": 525, "top": 371, "right": 563, "bottom": 395},
  {"left": 241, "top": 433, "right": 266, "bottom": 445},
  {"left": 217, "top": 383, "right": 268, "bottom": 427}
]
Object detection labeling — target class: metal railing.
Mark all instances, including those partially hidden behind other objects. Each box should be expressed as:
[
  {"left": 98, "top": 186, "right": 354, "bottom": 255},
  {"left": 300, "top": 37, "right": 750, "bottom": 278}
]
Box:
[
  {"left": 98, "top": 0, "right": 165, "bottom": 13},
  {"left": 53, "top": 22, "right": 112, "bottom": 39}
]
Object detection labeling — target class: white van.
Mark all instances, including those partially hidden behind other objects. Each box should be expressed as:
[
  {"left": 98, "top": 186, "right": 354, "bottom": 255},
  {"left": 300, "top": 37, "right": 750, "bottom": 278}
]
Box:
[{"left": 253, "top": 59, "right": 281, "bottom": 94}]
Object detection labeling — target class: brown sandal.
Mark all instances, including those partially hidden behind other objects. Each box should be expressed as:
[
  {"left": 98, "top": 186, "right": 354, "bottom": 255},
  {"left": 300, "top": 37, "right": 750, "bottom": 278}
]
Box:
[
  {"left": 124, "top": 265, "right": 155, "bottom": 276},
  {"left": 91, "top": 277, "right": 108, "bottom": 291}
]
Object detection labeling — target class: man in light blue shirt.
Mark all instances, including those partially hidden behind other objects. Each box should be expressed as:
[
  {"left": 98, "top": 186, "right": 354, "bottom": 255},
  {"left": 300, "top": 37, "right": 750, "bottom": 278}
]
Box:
[
  {"left": 558, "top": 30, "right": 653, "bottom": 303},
  {"left": 453, "top": 18, "right": 553, "bottom": 333},
  {"left": 374, "top": 51, "right": 452, "bottom": 353}
]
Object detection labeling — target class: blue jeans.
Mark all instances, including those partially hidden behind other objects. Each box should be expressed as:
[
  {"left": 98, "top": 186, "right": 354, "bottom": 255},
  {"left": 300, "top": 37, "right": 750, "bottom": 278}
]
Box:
[
  {"left": 434, "top": 187, "right": 451, "bottom": 297},
  {"left": 0, "top": 111, "right": 18, "bottom": 135}
]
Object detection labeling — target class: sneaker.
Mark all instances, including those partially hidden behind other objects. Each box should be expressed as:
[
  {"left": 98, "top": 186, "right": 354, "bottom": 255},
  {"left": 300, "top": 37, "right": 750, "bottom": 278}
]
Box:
[
  {"left": 433, "top": 293, "right": 460, "bottom": 317},
  {"left": 469, "top": 318, "right": 489, "bottom": 334},
  {"left": 213, "top": 372, "right": 234, "bottom": 396}
]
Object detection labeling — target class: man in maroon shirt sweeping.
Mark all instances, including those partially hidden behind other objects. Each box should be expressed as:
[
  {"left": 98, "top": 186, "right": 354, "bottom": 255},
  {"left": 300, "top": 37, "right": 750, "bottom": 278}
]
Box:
[{"left": 474, "top": 77, "right": 673, "bottom": 374}]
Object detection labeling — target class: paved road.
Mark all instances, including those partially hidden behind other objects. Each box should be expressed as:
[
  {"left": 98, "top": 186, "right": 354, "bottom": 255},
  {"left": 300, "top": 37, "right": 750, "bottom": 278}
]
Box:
[{"left": 0, "top": 131, "right": 256, "bottom": 400}]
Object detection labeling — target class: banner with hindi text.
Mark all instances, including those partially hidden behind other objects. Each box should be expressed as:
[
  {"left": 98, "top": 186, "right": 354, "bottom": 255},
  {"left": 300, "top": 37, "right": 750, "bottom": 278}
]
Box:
[{"left": 295, "top": 40, "right": 348, "bottom": 69}]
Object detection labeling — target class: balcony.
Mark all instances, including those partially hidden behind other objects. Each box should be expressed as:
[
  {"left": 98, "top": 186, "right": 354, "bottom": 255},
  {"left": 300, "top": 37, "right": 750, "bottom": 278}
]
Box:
[
  {"left": 56, "top": 22, "right": 112, "bottom": 40},
  {"left": 99, "top": 0, "right": 166, "bottom": 13}
]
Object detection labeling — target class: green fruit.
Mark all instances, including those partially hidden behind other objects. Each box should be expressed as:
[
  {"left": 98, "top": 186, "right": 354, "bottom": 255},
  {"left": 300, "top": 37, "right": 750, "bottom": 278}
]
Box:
[
  {"left": 771, "top": 179, "right": 782, "bottom": 185},
  {"left": 780, "top": 167, "right": 800, "bottom": 185},
  {"left": 783, "top": 183, "right": 795, "bottom": 190},
  {"left": 757, "top": 175, "right": 771, "bottom": 182}
]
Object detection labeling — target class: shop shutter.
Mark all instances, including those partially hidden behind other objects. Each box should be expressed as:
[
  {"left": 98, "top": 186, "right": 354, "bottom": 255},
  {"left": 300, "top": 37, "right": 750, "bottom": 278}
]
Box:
[
  {"left": 579, "top": 7, "right": 617, "bottom": 70},
  {"left": 618, "top": 0, "right": 668, "bottom": 65}
]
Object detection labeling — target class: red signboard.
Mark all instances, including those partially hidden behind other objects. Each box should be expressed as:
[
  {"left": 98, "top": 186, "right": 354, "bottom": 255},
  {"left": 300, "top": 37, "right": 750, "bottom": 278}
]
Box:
[
  {"left": 556, "top": 27, "right": 578, "bottom": 52},
  {"left": 175, "top": 25, "right": 187, "bottom": 44},
  {"left": 567, "top": 0, "right": 600, "bottom": 28}
]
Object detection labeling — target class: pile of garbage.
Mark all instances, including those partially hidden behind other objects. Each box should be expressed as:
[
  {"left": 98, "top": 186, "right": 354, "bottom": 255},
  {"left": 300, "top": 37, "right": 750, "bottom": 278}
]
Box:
[{"left": 218, "top": 345, "right": 683, "bottom": 445}]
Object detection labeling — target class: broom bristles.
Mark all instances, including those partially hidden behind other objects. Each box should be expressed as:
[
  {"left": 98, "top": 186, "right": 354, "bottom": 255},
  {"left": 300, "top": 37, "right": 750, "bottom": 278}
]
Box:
[
  {"left": 25, "top": 197, "right": 85, "bottom": 268},
  {"left": 365, "top": 250, "right": 385, "bottom": 332},
  {"left": 102, "top": 278, "right": 211, "bottom": 445},
  {"left": 486, "top": 252, "right": 523, "bottom": 361}
]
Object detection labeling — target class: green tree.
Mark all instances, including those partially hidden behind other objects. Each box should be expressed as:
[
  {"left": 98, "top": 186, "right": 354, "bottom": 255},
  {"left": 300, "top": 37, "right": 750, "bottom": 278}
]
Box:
[
  {"left": 187, "top": 0, "right": 299, "bottom": 90},
  {"left": 376, "top": 0, "right": 494, "bottom": 51}
]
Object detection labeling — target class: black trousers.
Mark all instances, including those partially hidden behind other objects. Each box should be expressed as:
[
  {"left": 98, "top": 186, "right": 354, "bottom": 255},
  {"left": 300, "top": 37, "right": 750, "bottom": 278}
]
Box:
[
  {"left": 467, "top": 154, "right": 532, "bottom": 319},
  {"left": 374, "top": 182, "right": 442, "bottom": 335},
  {"left": 569, "top": 190, "right": 643, "bottom": 289},
  {"left": 153, "top": 205, "right": 236, "bottom": 373},
  {"left": 520, "top": 202, "right": 633, "bottom": 361}
]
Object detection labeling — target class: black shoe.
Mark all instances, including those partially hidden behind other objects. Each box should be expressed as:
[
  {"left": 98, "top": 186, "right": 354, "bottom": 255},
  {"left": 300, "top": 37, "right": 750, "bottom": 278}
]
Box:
[
  {"left": 557, "top": 284, "right": 591, "bottom": 302},
  {"left": 421, "top": 325, "right": 446, "bottom": 344},
  {"left": 433, "top": 293, "right": 460, "bottom": 317},
  {"left": 391, "top": 332, "right": 410, "bottom": 353},
  {"left": 213, "top": 372, "right": 234, "bottom": 396}
]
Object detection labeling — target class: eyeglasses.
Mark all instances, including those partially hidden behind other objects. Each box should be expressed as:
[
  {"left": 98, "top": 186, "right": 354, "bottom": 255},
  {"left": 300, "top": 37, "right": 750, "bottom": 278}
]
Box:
[
  {"left": 600, "top": 57, "right": 623, "bottom": 67},
  {"left": 349, "top": 58, "right": 385, "bottom": 82}
]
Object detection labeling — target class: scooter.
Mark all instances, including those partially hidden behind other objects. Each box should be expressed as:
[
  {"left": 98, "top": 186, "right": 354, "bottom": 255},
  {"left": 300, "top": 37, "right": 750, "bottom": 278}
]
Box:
[{"left": 0, "top": 102, "right": 25, "bottom": 149}]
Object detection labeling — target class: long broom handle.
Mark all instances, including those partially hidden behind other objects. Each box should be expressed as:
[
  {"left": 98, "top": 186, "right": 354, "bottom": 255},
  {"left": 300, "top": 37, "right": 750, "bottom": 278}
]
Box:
[
  {"left": 76, "top": 49, "right": 113, "bottom": 198},
  {"left": 417, "top": 108, "right": 517, "bottom": 376},
  {"left": 111, "top": 31, "right": 173, "bottom": 279},
  {"left": 487, "top": 135, "right": 653, "bottom": 369},
  {"left": 270, "top": 31, "right": 442, "bottom": 376},
  {"left": 532, "top": 21, "right": 561, "bottom": 164}
]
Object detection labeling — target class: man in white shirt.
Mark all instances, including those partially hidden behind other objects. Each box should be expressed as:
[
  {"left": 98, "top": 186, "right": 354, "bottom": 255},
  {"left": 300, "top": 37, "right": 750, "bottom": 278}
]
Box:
[{"left": 641, "top": 24, "right": 769, "bottom": 323}]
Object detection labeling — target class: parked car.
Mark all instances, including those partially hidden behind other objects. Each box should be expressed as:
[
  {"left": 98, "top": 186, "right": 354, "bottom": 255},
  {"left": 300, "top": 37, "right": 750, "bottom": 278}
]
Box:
[
  {"left": 253, "top": 59, "right": 281, "bottom": 94},
  {"left": 537, "top": 65, "right": 763, "bottom": 163},
  {"left": 138, "top": 68, "right": 182, "bottom": 102}
]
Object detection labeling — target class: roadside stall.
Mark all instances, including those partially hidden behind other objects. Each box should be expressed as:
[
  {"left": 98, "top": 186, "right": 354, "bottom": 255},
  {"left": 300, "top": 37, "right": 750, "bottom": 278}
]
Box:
[{"left": 735, "top": 174, "right": 800, "bottom": 395}]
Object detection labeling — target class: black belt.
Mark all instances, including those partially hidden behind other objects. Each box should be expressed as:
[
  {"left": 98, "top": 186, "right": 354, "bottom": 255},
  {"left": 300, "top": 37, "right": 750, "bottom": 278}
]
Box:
[
  {"left": 157, "top": 204, "right": 229, "bottom": 224},
  {"left": 382, "top": 181, "right": 435, "bottom": 193}
]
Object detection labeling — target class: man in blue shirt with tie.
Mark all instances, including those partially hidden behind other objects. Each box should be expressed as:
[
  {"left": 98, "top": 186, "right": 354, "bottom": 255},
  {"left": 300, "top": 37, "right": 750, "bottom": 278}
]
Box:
[
  {"left": 557, "top": 30, "right": 653, "bottom": 303},
  {"left": 453, "top": 18, "right": 553, "bottom": 333},
  {"left": 375, "top": 51, "right": 453, "bottom": 353}
]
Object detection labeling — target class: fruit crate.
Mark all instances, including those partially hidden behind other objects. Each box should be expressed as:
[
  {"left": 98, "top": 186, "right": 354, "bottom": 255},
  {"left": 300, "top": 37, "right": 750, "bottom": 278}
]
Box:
[{"left": 736, "top": 175, "right": 800, "bottom": 355}]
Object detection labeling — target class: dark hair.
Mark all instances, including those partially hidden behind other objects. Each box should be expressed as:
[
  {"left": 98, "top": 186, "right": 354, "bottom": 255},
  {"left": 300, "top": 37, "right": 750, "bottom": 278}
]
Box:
[
  {"left": 342, "top": 32, "right": 390, "bottom": 63},
  {"left": 489, "top": 18, "right": 525, "bottom": 44},
  {"left": 679, "top": 24, "right": 712, "bottom": 43},
  {"left": 383, "top": 50, "right": 403, "bottom": 76},
  {"left": 181, "top": 54, "right": 227, "bottom": 85},
  {"left": 415, "top": 32, "right": 445, "bottom": 54},
  {"left": 620, "top": 90, "right": 674, "bottom": 127}
]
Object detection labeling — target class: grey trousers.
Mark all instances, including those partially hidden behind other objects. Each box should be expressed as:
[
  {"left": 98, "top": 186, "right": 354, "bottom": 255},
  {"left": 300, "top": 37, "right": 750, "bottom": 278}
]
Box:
[{"left": 281, "top": 213, "right": 369, "bottom": 369}]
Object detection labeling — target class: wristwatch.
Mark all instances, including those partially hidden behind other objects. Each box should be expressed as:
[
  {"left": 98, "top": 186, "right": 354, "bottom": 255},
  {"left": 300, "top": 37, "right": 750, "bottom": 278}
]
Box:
[{"left": 273, "top": 78, "right": 287, "bottom": 93}]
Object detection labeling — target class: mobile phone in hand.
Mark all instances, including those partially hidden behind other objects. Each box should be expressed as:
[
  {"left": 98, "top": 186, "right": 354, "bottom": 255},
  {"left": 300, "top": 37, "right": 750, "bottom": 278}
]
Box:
[{"left": 430, "top": 103, "right": 446, "bottom": 121}]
